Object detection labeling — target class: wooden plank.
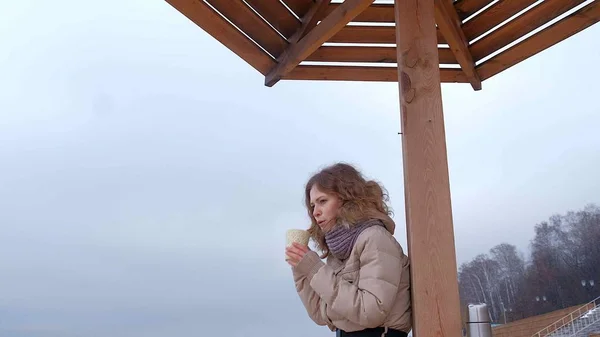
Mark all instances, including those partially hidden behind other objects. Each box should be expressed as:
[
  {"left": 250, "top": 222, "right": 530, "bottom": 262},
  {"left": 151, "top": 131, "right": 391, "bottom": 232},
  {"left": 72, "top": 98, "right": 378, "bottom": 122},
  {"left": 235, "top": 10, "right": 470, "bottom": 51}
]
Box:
[
  {"left": 470, "top": 0, "right": 586, "bottom": 61},
  {"left": 324, "top": 3, "right": 396, "bottom": 22},
  {"left": 462, "top": 0, "right": 539, "bottom": 41},
  {"left": 289, "top": 1, "right": 513, "bottom": 25},
  {"left": 208, "top": 0, "right": 288, "bottom": 57},
  {"left": 244, "top": 0, "right": 300, "bottom": 39},
  {"left": 329, "top": 25, "right": 447, "bottom": 44},
  {"left": 306, "top": 46, "right": 458, "bottom": 64},
  {"left": 293, "top": 0, "right": 332, "bottom": 42},
  {"left": 283, "top": 0, "right": 313, "bottom": 17},
  {"left": 476, "top": 0, "right": 600, "bottom": 80},
  {"left": 454, "top": 0, "right": 494, "bottom": 20},
  {"left": 434, "top": 0, "right": 481, "bottom": 89},
  {"left": 283, "top": 65, "right": 468, "bottom": 83},
  {"left": 322, "top": 2, "right": 488, "bottom": 22},
  {"left": 329, "top": 26, "right": 395, "bottom": 43},
  {"left": 439, "top": 48, "right": 459, "bottom": 64},
  {"left": 395, "top": 0, "right": 463, "bottom": 337},
  {"left": 265, "top": 0, "right": 375, "bottom": 86},
  {"left": 165, "top": 0, "right": 275, "bottom": 75}
]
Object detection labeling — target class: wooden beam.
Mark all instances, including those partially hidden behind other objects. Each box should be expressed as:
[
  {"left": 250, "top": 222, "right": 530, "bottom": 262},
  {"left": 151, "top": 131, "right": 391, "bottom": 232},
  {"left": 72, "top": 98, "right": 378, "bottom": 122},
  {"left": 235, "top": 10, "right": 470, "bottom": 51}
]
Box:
[
  {"left": 208, "top": 0, "right": 288, "bottom": 57},
  {"left": 470, "top": 0, "right": 586, "bottom": 61},
  {"left": 292, "top": 0, "right": 332, "bottom": 42},
  {"left": 324, "top": 3, "right": 395, "bottom": 22},
  {"left": 394, "top": 1, "right": 463, "bottom": 337},
  {"left": 265, "top": 0, "right": 375, "bottom": 87},
  {"left": 306, "top": 46, "right": 458, "bottom": 64},
  {"left": 165, "top": 0, "right": 275, "bottom": 75},
  {"left": 244, "top": 0, "right": 300, "bottom": 39},
  {"left": 434, "top": 0, "right": 482, "bottom": 90},
  {"left": 462, "top": 0, "right": 538, "bottom": 41},
  {"left": 322, "top": 1, "right": 494, "bottom": 22},
  {"left": 283, "top": 0, "right": 313, "bottom": 18},
  {"left": 454, "top": 0, "right": 494, "bottom": 20},
  {"left": 476, "top": 0, "right": 600, "bottom": 81},
  {"left": 283, "top": 65, "right": 468, "bottom": 83},
  {"left": 288, "top": 0, "right": 534, "bottom": 27},
  {"left": 329, "top": 25, "right": 447, "bottom": 44}
]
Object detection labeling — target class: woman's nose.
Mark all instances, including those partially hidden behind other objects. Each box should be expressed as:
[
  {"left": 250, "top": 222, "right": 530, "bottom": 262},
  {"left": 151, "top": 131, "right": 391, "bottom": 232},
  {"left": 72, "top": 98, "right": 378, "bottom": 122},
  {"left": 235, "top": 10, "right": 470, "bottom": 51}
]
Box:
[{"left": 313, "top": 206, "right": 321, "bottom": 218}]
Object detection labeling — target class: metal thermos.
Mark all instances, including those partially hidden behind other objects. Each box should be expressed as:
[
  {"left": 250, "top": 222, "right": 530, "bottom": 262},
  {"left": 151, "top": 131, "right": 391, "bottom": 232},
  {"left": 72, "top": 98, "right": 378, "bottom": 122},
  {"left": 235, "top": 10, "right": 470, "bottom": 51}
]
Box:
[{"left": 467, "top": 303, "right": 493, "bottom": 337}]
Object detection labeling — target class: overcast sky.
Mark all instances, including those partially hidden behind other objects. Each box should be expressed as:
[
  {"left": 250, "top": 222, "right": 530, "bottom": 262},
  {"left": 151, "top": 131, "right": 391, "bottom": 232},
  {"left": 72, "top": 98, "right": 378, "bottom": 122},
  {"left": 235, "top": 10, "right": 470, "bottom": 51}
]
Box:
[{"left": 1, "top": 0, "right": 599, "bottom": 336}]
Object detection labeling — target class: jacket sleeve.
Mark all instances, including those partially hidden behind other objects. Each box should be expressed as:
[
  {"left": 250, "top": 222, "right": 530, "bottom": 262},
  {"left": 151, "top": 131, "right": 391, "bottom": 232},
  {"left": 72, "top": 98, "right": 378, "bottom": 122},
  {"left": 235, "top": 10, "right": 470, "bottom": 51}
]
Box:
[
  {"left": 296, "top": 228, "right": 402, "bottom": 328},
  {"left": 292, "top": 252, "right": 332, "bottom": 328}
]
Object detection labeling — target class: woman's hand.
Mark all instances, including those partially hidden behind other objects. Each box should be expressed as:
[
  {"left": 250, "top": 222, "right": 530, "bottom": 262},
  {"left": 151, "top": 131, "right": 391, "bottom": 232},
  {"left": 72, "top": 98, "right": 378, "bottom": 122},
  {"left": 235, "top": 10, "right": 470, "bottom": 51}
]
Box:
[{"left": 285, "top": 242, "right": 310, "bottom": 267}]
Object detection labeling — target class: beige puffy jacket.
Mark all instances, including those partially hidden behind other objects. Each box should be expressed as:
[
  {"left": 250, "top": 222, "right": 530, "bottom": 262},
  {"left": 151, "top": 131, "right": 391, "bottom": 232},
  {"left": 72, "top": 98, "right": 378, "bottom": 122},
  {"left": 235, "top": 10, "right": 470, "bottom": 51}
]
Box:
[{"left": 292, "top": 223, "right": 412, "bottom": 333}]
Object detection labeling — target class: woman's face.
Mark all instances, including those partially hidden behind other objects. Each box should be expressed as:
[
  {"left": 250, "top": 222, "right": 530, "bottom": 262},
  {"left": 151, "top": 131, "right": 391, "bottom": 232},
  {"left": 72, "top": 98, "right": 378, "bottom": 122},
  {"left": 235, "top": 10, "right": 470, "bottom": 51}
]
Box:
[{"left": 309, "top": 184, "right": 342, "bottom": 233}]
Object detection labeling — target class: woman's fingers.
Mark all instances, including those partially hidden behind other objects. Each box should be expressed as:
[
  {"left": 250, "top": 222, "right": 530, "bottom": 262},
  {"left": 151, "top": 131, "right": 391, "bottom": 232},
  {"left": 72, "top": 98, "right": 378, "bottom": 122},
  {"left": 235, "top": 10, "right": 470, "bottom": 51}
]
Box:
[
  {"left": 290, "top": 245, "right": 308, "bottom": 257},
  {"left": 286, "top": 243, "right": 312, "bottom": 267},
  {"left": 285, "top": 246, "right": 306, "bottom": 266},
  {"left": 292, "top": 242, "right": 309, "bottom": 253},
  {"left": 286, "top": 247, "right": 303, "bottom": 260}
]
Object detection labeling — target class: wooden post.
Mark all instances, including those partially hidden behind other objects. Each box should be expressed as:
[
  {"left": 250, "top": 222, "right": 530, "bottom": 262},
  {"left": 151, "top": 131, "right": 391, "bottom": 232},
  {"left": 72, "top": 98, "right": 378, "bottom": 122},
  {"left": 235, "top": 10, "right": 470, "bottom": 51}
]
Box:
[{"left": 394, "top": 1, "right": 462, "bottom": 337}]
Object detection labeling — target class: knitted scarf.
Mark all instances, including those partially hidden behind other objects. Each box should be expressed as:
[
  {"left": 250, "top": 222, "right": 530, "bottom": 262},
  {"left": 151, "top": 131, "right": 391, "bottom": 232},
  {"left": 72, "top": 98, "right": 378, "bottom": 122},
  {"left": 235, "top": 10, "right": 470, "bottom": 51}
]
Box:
[{"left": 325, "top": 219, "right": 384, "bottom": 260}]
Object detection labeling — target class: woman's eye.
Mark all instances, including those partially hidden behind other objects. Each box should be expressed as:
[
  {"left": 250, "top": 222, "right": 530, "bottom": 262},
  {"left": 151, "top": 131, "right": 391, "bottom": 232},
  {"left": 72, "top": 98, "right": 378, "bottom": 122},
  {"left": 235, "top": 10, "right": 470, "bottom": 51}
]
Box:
[{"left": 320, "top": 199, "right": 326, "bottom": 204}]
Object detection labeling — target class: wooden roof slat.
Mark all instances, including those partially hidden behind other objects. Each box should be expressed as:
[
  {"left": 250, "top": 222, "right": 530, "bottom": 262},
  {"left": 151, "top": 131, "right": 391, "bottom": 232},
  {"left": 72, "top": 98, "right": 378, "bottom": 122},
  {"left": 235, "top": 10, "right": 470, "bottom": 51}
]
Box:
[
  {"left": 165, "top": 0, "right": 275, "bottom": 75},
  {"left": 293, "top": 0, "right": 332, "bottom": 42},
  {"left": 329, "top": 26, "right": 447, "bottom": 44},
  {"left": 454, "top": 0, "right": 495, "bottom": 20},
  {"left": 470, "top": 0, "right": 587, "bottom": 61},
  {"left": 463, "top": 0, "right": 539, "bottom": 42},
  {"left": 324, "top": 3, "right": 396, "bottom": 22},
  {"left": 306, "top": 46, "right": 458, "bottom": 64},
  {"left": 244, "top": 0, "right": 300, "bottom": 39},
  {"left": 477, "top": 0, "right": 600, "bottom": 81},
  {"left": 265, "top": 0, "right": 376, "bottom": 86},
  {"left": 439, "top": 48, "right": 460, "bottom": 64},
  {"left": 168, "top": 0, "right": 599, "bottom": 87},
  {"left": 435, "top": 0, "right": 482, "bottom": 90},
  {"left": 321, "top": 2, "right": 492, "bottom": 22},
  {"left": 282, "top": 0, "right": 313, "bottom": 18},
  {"left": 282, "top": 65, "right": 469, "bottom": 83},
  {"left": 207, "top": 0, "right": 288, "bottom": 57}
]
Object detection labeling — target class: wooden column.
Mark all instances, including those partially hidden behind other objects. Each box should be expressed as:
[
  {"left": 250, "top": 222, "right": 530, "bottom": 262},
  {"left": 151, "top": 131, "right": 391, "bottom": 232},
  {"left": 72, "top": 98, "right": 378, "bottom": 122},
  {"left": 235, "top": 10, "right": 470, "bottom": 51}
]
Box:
[{"left": 394, "top": 1, "right": 462, "bottom": 337}]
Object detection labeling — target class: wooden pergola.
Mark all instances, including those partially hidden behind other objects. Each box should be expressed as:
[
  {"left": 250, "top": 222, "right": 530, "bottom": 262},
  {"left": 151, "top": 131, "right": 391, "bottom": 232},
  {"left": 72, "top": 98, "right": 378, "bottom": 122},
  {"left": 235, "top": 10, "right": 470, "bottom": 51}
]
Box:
[{"left": 164, "top": 0, "right": 599, "bottom": 336}]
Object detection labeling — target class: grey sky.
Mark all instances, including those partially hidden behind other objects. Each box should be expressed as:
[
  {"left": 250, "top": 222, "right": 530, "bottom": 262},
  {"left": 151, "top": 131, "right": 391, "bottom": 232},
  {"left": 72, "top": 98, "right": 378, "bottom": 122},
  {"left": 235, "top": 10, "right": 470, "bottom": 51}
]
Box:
[{"left": 1, "top": 0, "right": 599, "bottom": 336}]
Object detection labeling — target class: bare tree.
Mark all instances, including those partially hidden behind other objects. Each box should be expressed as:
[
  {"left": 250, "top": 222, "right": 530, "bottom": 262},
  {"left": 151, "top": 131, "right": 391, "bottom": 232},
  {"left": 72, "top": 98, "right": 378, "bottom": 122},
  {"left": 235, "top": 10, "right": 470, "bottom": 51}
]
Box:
[
  {"left": 490, "top": 243, "right": 525, "bottom": 318},
  {"left": 457, "top": 203, "right": 600, "bottom": 322}
]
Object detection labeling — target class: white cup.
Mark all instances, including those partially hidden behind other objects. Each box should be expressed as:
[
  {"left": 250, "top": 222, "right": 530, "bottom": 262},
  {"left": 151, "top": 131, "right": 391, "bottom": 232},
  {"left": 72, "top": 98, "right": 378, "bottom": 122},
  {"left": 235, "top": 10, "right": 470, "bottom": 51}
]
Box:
[{"left": 286, "top": 229, "right": 310, "bottom": 259}]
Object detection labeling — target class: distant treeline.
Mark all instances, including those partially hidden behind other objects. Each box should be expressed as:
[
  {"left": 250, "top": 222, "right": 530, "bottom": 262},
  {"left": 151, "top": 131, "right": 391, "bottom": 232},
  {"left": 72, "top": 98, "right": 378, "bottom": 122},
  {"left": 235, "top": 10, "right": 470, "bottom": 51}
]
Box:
[{"left": 458, "top": 204, "right": 600, "bottom": 323}]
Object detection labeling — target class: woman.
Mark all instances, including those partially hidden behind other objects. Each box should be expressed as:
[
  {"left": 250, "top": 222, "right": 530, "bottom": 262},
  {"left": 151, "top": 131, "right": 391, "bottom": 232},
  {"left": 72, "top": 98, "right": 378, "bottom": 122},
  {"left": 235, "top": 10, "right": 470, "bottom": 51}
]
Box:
[{"left": 285, "top": 163, "right": 412, "bottom": 337}]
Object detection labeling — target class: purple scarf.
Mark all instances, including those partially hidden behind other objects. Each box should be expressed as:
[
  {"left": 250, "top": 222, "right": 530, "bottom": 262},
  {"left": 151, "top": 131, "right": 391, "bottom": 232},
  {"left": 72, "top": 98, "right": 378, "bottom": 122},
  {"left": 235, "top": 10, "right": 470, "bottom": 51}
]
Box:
[{"left": 325, "top": 219, "right": 384, "bottom": 260}]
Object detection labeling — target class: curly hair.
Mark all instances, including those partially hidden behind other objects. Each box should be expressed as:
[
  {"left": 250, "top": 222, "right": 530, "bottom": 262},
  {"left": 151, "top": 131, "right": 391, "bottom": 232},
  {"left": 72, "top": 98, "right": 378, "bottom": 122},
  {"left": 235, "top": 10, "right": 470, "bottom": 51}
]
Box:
[{"left": 304, "top": 163, "right": 395, "bottom": 258}]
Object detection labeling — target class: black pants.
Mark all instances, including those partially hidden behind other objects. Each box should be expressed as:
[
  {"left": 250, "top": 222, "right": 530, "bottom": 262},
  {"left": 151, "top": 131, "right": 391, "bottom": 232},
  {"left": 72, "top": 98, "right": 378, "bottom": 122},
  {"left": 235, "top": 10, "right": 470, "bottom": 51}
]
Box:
[{"left": 337, "top": 327, "right": 408, "bottom": 337}]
